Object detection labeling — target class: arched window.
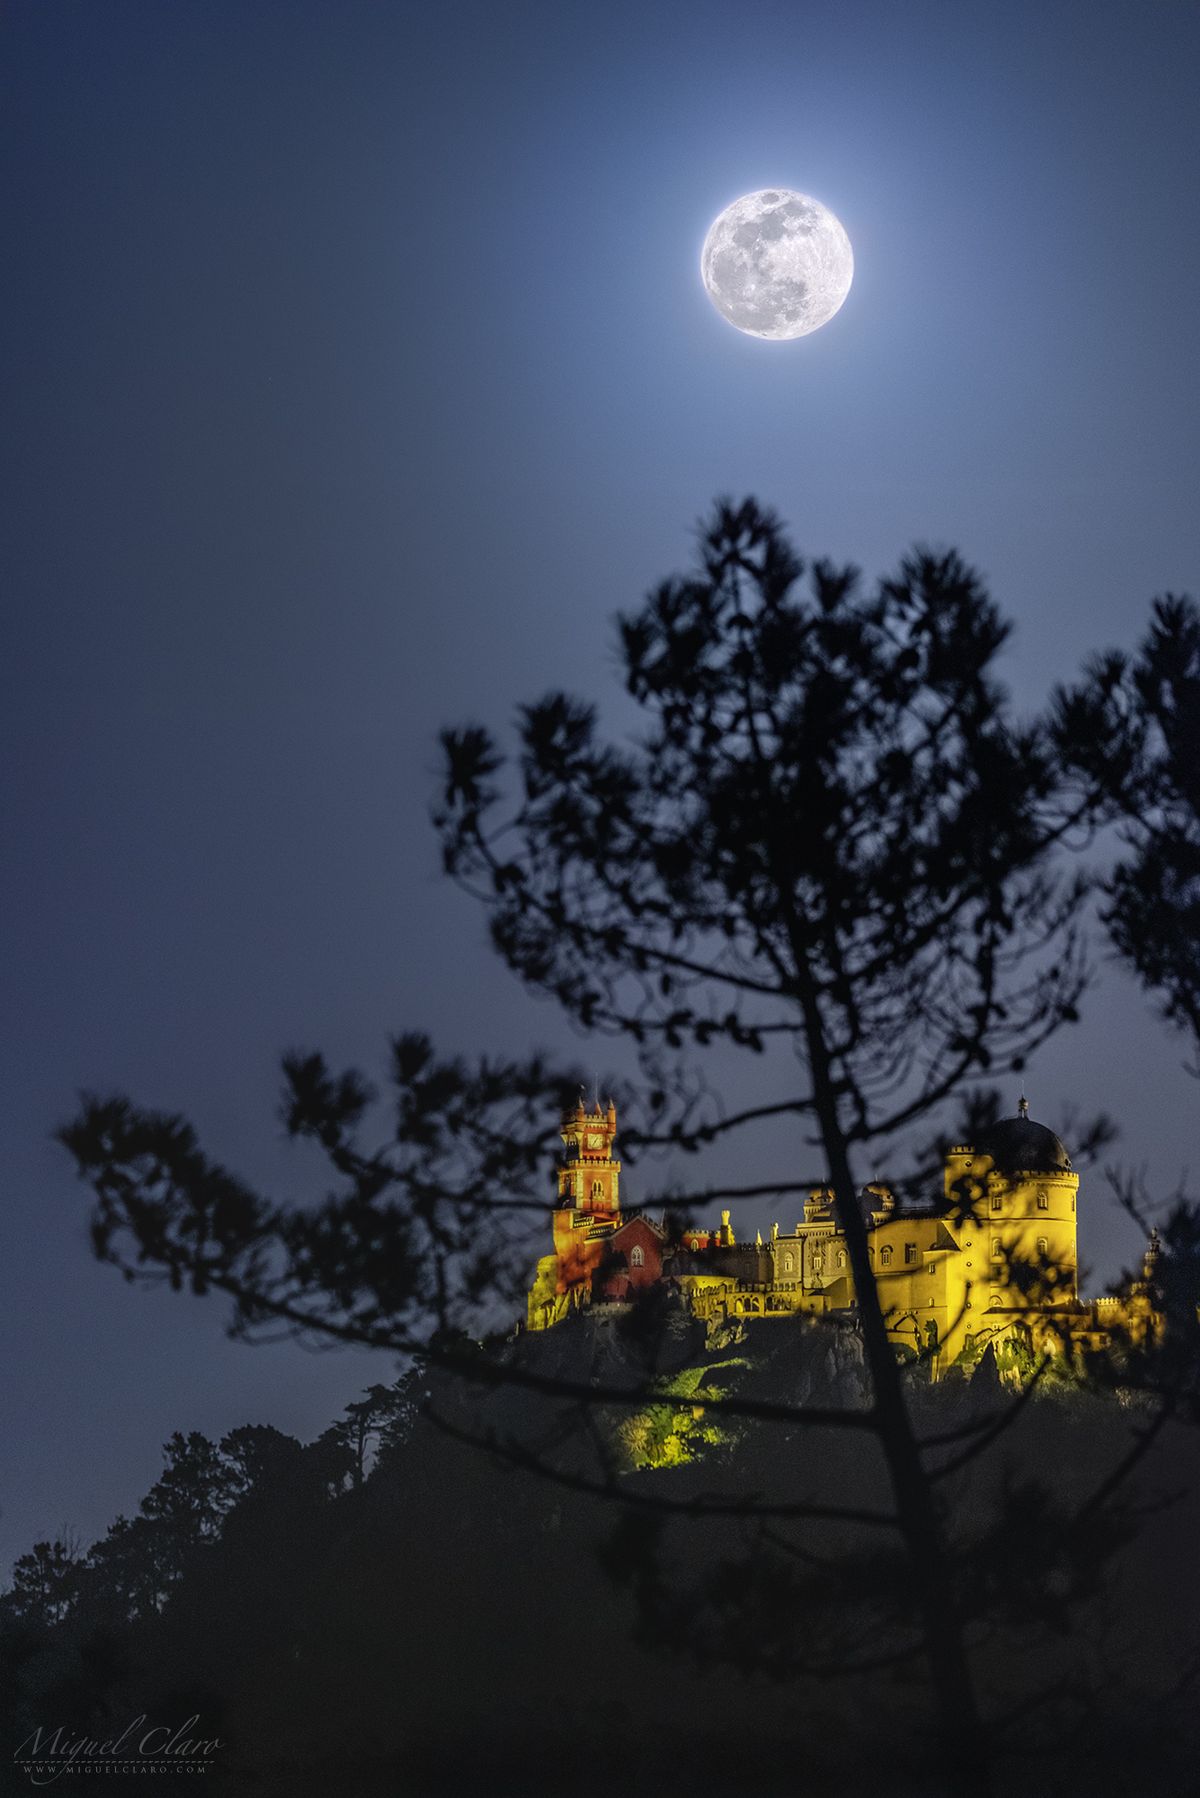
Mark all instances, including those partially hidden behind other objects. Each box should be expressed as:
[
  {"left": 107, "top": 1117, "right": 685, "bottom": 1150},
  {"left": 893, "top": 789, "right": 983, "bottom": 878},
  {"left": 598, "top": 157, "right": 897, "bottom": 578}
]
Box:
[
  {"left": 783, "top": 1253, "right": 794, "bottom": 1274},
  {"left": 592, "top": 1181, "right": 605, "bottom": 1201},
  {"left": 1037, "top": 1187, "right": 1049, "bottom": 1211},
  {"left": 990, "top": 1192, "right": 1002, "bottom": 1211},
  {"left": 812, "top": 1252, "right": 823, "bottom": 1273},
  {"left": 880, "top": 1246, "right": 893, "bottom": 1267},
  {"left": 837, "top": 1250, "right": 847, "bottom": 1270},
  {"left": 1036, "top": 1236, "right": 1048, "bottom": 1257},
  {"left": 991, "top": 1237, "right": 1002, "bottom": 1258},
  {"left": 989, "top": 1292, "right": 1000, "bottom": 1310},
  {"left": 630, "top": 1244, "right": 645, "bottom": 1268},
  {"left": 689, "top": 1236, "right": 701, "bottom": 1251}
]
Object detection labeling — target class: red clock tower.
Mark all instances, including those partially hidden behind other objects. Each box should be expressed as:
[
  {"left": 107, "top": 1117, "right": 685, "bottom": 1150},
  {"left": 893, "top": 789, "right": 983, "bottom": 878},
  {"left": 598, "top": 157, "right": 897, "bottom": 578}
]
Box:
[{"left": 551, "top": 1096, "right": 622, "bottom": 1295}]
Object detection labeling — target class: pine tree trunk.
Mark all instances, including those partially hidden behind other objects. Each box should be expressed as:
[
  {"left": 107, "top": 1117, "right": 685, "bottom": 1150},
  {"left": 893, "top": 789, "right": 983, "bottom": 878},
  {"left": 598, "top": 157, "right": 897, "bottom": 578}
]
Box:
[{"left": 801, "top": 1002, "right": 992, "bottom": 1796}]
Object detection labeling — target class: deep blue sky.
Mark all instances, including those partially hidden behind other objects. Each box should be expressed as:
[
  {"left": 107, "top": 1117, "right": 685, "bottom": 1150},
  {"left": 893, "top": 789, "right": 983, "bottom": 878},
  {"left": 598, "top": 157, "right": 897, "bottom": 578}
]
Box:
[{"left": 2, "top": 0, "right": 1198, "bottom": 1568}]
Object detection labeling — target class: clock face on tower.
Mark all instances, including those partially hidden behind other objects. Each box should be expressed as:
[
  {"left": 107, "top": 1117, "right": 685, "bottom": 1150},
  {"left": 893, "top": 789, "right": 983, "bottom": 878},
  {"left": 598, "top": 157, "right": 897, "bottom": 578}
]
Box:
[{"left": 586, "top": 1134, "right": 602, "bottom": 1150}]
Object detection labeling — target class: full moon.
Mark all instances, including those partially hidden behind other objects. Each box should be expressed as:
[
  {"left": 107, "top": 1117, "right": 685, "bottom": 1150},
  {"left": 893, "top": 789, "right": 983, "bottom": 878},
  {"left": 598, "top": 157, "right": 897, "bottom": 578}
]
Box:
[{"left": 700, "top": 189, "right": 853, "bottom": 340}]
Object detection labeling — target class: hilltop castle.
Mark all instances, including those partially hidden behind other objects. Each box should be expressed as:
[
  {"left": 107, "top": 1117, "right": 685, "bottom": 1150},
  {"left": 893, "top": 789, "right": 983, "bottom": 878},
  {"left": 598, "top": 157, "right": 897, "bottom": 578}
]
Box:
[{"left": 525, "top": 1097, "right": 1154, "bottom": 1371}]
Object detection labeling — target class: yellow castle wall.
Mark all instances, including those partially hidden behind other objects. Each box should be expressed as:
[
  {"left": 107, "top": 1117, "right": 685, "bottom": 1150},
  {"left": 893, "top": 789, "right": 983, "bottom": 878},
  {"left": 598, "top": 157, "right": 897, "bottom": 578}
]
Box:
[{"left": 527, "top": 1109, "right": 1090, "bottom": 1372}]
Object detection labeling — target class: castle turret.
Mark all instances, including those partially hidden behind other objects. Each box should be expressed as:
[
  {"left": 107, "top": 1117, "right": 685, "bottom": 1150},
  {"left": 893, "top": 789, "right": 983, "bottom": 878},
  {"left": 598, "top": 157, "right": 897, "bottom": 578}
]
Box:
[
  {"left": 548, "top": 1098, "right": 623, "bottom": 1302},
  {"left": 958, "top": 1097, "right": 1079, "bottom": 1305}
]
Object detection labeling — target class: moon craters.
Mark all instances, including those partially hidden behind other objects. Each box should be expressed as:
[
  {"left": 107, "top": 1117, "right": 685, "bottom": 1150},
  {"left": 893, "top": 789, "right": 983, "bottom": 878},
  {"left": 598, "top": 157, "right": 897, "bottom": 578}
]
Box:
[{"left": 701, "top": 189, "right": 853, "bottom": 340}]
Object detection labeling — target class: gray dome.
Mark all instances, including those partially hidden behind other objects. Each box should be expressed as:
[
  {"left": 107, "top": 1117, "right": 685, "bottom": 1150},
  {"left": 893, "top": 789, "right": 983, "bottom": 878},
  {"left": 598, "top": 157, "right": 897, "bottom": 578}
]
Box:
[{"left": 973, "top": 1109, "right": 1071, "bottom": 1175}]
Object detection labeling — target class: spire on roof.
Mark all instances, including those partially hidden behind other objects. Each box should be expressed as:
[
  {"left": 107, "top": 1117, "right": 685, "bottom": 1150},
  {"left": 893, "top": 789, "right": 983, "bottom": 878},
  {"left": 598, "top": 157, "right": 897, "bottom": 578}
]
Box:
[{"left": 1017, "top": 1093, "right": 1029, "bottom": 1119}]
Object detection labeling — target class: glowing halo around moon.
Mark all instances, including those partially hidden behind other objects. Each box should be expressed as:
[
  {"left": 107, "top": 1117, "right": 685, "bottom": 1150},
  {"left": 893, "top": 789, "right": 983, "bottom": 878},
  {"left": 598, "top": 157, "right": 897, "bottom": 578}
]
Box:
[{"left": 700, "top": 189, "right": 853, "bottom": 339}]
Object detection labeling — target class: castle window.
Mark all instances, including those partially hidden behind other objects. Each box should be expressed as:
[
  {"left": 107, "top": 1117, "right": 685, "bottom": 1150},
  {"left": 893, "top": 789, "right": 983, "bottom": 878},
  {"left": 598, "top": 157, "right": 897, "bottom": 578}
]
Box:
[
  {"left": 630, "top": 1245, "right": 645, "bottom": 1268},
  {"left": 689, "top": 1237, "right": 700, "bottom": 1251},
  {"left": 837, "top": 1251, "right": 847, "bottom": 1270},
  {"left": 989, "top": 1293, "right": 1000, "bottom": 1310},
  {"left": 904, "top": 1243, "right": 917, "bottom": 1265},
  {"left": 1037, "top": 1188, "right": 1049, "bottom": 1211},
  {"left": 1036, "top": 1236, "right": 1048, "bottom": 1257},
  {"left": 991, "top": 1238, "right": 1002, "bottom": 1259},
  {"left": 592, "top": 1181, "right": 605, "bottom": 1201},
  {"left": 783, "top": 1253, "right": 794, "bottom": 1274},
  {"left": 880, "top": 1246, "right": 893, "bottom": 1267}
]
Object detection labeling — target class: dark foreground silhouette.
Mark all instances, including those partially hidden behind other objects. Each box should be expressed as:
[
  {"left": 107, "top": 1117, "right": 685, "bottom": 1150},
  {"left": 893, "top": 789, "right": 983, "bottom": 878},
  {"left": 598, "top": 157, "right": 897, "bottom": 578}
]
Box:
[{"left": 4, "top": 1311, "right": 1200, "bottom": 1798}]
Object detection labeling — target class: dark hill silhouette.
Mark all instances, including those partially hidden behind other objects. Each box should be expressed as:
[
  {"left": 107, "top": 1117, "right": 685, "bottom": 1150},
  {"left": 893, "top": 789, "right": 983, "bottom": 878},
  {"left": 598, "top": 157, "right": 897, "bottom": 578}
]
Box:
[{"left": 5, "top": 1324, "right": 1200, "bottom": 1797}]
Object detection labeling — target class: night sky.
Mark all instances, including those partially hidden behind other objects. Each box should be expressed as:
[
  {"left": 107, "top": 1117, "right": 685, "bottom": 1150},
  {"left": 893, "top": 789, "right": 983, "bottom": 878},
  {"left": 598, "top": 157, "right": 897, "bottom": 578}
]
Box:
[{"left": 3, "top": 0, "right": 1198, "bottom": 1570}]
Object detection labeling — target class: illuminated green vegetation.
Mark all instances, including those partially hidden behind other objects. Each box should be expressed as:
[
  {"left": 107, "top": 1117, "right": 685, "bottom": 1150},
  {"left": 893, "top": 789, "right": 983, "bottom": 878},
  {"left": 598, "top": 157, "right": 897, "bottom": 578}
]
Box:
[{"left": 617, "top": 1358, "right": 748, "bottom": 1469}]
